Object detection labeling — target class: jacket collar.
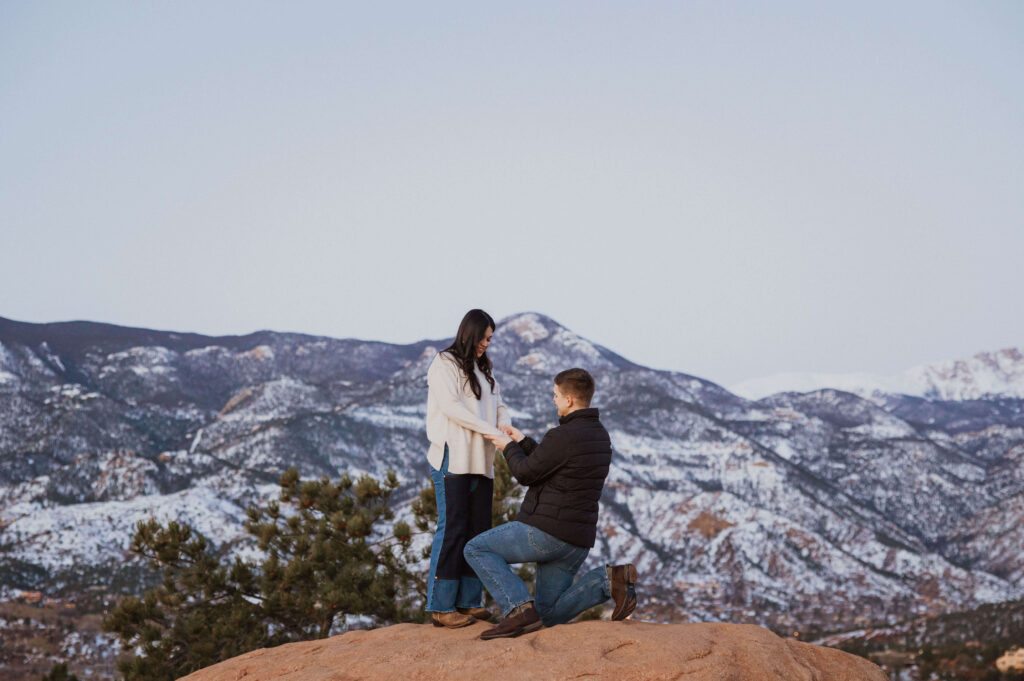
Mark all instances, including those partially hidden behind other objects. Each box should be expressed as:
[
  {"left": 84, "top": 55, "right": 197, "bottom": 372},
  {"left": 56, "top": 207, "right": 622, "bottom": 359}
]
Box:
[{"left": 559, "top": 407, "right": 599, "bottom": 425}]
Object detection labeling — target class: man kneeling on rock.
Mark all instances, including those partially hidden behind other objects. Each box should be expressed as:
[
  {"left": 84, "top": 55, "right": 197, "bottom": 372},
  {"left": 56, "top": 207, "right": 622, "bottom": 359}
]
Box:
[{"left": 465, "top": 367, "right": 638, "bottom": 640}]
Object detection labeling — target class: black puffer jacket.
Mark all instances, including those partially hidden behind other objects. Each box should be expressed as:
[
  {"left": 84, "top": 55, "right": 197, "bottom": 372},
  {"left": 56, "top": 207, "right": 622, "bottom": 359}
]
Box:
[{"left": 502, "top": 408, "right": 612, "bottom": 548}]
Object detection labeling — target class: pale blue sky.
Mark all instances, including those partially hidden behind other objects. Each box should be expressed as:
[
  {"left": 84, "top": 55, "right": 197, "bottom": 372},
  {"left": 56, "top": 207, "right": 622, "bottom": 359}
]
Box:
[{"left": 2, "top": 1, "right": 1022, "bottom": 386}]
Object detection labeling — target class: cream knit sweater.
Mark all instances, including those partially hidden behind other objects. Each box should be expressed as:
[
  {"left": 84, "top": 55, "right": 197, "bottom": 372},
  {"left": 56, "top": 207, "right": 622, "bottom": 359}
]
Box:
[{"left": 426, "top": 352, "right": 511, "bottom": 477}]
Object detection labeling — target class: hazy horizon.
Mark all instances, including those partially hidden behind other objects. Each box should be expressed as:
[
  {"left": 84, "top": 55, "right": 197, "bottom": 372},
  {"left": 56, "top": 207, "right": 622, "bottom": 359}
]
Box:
[{"left": 2, "top": 307, "right": 1016, "bottom": 392}]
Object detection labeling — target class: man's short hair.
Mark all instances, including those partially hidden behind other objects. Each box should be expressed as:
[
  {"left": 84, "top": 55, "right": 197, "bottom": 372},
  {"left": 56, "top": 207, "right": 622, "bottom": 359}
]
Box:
[{"left": 554, "top": 368, "right": 595, "bottom": 407}]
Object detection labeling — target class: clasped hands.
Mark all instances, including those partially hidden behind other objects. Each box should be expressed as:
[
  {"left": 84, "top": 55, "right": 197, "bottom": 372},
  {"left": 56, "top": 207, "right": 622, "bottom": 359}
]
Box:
[{"left": 485, "top": 424, "right": 524, "bottom": 451}]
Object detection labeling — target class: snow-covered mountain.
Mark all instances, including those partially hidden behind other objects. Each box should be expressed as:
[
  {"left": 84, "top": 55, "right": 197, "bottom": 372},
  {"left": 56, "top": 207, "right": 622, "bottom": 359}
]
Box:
[
  {"left": 2, "top": 312, "right": 1023, "bottom": 642},
  {"left": 731, "top": 347, "right": 1024, "bottom": 401}
]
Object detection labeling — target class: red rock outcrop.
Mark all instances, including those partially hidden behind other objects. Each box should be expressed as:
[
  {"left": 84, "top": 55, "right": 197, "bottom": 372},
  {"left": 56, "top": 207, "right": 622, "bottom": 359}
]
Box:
[{"left": 179, "top": 620, "right": 886, "bottom": 681}]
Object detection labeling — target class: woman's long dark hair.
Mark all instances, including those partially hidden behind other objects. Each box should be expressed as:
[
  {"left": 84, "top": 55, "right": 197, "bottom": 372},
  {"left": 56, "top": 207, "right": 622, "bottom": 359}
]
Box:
[{"left": 442, "top": 309, "right": 496, "bottom": 400}]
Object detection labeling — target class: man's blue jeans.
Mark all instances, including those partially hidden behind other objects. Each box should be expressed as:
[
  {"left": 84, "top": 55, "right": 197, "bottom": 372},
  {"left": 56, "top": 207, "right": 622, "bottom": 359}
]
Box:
[{"left": 464, "top": 521, "right": 612, "bottom": 627}]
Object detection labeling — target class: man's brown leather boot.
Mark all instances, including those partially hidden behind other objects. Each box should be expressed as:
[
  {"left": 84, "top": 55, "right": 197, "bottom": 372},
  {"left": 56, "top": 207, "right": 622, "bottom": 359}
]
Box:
[
  {"left": 607, "top": 564, "right": 638, "bottom": 620},
  {"left": 479, "top": 602, "right": 542, "bottom": 640},
  {"left": 432, "top": 610, "right": 476, "bottom": 628}
]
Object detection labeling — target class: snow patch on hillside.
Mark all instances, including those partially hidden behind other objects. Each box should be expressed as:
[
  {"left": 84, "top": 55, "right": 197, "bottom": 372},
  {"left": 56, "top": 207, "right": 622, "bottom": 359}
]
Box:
[
  {"left": 505, "top": 313, "right": 550, "bottom": 343},
  {"left": 3, "top": 485, "right": 256, "bottom": 571}
]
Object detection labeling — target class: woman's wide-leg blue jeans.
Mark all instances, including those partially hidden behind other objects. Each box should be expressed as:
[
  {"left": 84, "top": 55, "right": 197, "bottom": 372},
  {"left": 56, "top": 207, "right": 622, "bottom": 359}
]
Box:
[{"left": 425, "top": 446, "right": 494, "bottom": 613}]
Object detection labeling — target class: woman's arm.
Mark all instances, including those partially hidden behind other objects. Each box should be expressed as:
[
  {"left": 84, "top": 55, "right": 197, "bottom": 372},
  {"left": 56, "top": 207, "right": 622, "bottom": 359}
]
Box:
[
  {"left": 495, "top": 382, "right": 512, "bottom": 429},
  {"left": 428, "top": 355, "right": 500, "bottom": 435}
]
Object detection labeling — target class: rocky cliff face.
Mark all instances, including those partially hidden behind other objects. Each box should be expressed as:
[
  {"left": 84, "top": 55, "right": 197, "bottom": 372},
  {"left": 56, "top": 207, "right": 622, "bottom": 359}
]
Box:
[{"left": 1, "top": 312, "right": 1023, "bottom": 635}]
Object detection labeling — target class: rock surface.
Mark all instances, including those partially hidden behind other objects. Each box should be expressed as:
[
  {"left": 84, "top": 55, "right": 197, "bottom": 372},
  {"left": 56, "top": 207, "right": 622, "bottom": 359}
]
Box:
[{"left": 178, "top": 620, "right": 886, "bottom": 681}]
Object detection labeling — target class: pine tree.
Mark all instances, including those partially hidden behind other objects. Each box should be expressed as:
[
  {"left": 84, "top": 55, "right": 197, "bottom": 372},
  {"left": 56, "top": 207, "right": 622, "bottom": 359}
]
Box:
[
  {"left": 247, "top": 468, "right": 421, "bottom": 638},
  {"left": 491, "top": 451, "right": 524, "bottom": 526},
  {"left": 41, "top": 663, "right": 79, "bottom": 681},
  {"left": 104, "top": 468, "right": 419, "bottom": 681}
]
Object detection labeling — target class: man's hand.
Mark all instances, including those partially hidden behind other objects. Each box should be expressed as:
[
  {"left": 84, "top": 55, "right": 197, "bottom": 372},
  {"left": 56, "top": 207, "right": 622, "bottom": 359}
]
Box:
[
  {"left": 499, "top": 424, "right": 525, "bottom": 442},
  {"left": 485, "top": 431, "right": 513, "bottom": 451}
]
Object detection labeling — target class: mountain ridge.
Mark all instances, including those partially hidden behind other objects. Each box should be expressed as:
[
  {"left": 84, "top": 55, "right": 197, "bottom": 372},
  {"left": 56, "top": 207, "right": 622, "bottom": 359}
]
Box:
[
  {"left": 733, "top": 347, "right": 1024, "bottom": 402},
  {"left": 1, "top": 311, "right": 1023, "bottom": 675}
]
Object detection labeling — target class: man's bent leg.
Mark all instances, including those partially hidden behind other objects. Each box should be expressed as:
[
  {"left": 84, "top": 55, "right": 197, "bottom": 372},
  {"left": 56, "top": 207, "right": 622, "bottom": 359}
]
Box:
[
  {"left": 532, "top": 542, "right": 588, "bottom": 625},
  {"left": 463, "top": 521, "right": 540, "bottom": 617},
  {"left": 536, "top": 565, "right": 612, "bottom": 627}
]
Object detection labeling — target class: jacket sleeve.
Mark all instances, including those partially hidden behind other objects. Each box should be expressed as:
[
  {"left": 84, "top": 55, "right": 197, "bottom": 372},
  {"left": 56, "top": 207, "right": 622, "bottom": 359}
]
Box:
[
  {"left": 502, "top": 431, "right": 566, "bottom": 486},
  {"left": 518, "top": 436, "right": 538, "bottom": 456},
  {"left": 428, "top": 355, "right": 500, "bottom": 435}
]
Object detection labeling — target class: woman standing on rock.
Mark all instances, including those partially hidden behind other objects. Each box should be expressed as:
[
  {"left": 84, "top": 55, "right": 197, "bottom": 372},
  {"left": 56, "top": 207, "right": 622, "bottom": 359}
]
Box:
[{"left": 424, "top": 308, "right": 511, "bottom": 628}]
